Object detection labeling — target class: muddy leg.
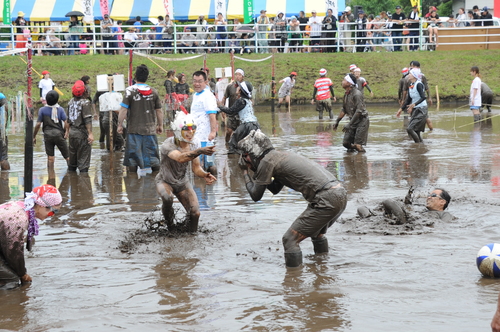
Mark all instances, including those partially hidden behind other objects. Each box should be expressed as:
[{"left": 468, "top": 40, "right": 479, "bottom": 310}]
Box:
[
  {"left": 407, "top": 128, "right": 421, "bottom": 143},
  {"left": 282, "top": 228, "right": 307, "bottom": 268},
  {"left": 176, "top": 187, "right": 201, "bottom": 233},
  {"left": 156, "top": 181, "right": 175, "bottom": 230},
  {"left": 311, "top": 236, "right": 329, "bottom": 254},
  {"left": 382, "top": 199, "right": 407, "bottom": 224}
]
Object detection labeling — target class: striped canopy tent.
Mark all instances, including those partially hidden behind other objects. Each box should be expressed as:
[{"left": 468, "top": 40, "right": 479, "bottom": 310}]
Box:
[
  {"left": 109, "top": 0, "right": 346, "bottom": 21},
  {"left": 0, "top": 0, "right": 110, "bottom": 22}
]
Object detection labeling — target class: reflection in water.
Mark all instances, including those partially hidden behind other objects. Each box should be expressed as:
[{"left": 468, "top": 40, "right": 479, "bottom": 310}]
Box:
[
  {"left": 278, "top": 111, "right": 296, "bottom": 136},
  {"left": 281, "top": 265, "right": 347, "bottom": 330},
  {"left": 123, "top": 172, "right": 159, "bottom": 211},
  {"left": 403, "top": 144, "right": 429, "bottom": 188},
  {"left": 0, "top": 286, "right": 29, "bottom": 331},
  {"left": 342, "top": 153, "right": 369, "bottom": 193},
  {"left": 155, "top": 257, "right": 199, "bottom": 323}
]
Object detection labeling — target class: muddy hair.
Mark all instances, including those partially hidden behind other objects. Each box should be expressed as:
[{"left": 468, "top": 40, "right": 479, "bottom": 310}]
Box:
[
  {"left": 436, "top": 188, "right": 451, "bottom": 210},
  {"left": 135, "top": 64, "right": 149, "bottom": 83}
]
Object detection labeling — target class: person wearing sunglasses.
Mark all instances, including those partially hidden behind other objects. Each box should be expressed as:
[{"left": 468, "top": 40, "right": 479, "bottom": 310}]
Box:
[
  {"left": 0, "top": 184, "right": 62, "bottom": 289},
  {"left": 357, "top": 188, "right": 452, "bottom": 223},
  {"left": 155, "top": 111, "right": 216, "bottom": 233}
]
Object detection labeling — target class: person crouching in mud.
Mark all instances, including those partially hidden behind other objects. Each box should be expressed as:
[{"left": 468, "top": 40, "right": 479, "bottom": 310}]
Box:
[
  {"left": 155, "top": 111, "right": 216, "bottom": 232},
  {"left": 333, "top": 74, "right": 369, "bottom": 153},
  {"left": 358, "top": 188, "right": 452, "bottom": 223},
  {"left": 238, "top": 129, "right": 347, "bottom": 268},
  {"left": 217, "top": 80, "right": 260, "bottom": 154},
  {"left": 396, "top": 68, "right": 428, "bottom": 143}
]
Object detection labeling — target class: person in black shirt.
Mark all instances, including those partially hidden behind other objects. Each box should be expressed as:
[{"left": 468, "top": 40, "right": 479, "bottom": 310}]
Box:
[
  {"left": 391, "top": 6, "right": 406, "bottom": 51},
  {"left": 298, "top": 11, "right": 308, "bottom": 51},
  {"left": 481, "top": 7, "right": 493, "bottom": 26}
]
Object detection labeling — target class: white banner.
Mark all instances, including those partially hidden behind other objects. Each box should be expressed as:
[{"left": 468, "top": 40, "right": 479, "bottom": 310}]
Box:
[
  {"left": 163, "top": 0, "right": 174, "bottom": 19},
  {"left": 82, "top": 0, "right": 93, "bottom": 23},
  {"left": 325, "top": 0, "right": 337, "bottom": 16},
  {"left": 215, "top": 0, "right": 227, "bottom": 19}
]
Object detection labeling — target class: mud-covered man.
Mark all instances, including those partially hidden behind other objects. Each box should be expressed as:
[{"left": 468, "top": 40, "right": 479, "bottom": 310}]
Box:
[
  {"left": 156, "top": 111, "right": 216, "bottom": 233},
  {"left": 238, "top": 129, "right": 347, "bottom": 268},
  {"left": 333, "top": 74, "right": 370, "bottom": 153},
  {"left": 358, "top": 188, "right": 453, "bottom": 223}
]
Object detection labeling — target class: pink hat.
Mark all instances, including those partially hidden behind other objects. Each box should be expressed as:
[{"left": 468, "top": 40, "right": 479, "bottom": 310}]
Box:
[{"left": 319, "top": 68, "right": 327, "bottom": 76}]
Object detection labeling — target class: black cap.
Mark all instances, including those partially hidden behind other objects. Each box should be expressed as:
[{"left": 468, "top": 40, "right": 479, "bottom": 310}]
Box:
[{"left": 395, "top": 6, "right": 401, "bottom": 9}]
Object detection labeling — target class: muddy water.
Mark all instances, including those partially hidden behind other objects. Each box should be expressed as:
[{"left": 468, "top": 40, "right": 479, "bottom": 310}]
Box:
[{"left": 2, "top": 104, "right": 500, "bottom": 331}]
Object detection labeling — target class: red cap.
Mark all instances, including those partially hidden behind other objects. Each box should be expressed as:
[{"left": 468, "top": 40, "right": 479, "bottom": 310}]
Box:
[
  {"left": 72, "top": 80, "right": 86, "bottom": 97},
  {"left": 42, "top": 70, "right": 50, "bottom": 75},
  {"left": 401, "top": 67, "right": 409, "bottom": 74},
  {"left": 290, "top": 71, "right": 297, "bottom": 76}
]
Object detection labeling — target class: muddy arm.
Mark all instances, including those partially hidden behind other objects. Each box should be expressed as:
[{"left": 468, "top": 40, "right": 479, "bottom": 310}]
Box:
[{"left": 244, "top": 173, "right": 266, "bottom": 202}]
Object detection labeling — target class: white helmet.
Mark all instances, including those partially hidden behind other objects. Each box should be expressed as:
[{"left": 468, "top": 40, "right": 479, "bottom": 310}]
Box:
[{"left": 171, "top": 111, "right": 196, "bottom": 143}]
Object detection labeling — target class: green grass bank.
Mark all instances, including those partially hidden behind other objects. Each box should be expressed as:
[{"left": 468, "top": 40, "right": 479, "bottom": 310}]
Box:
[{"left": 1, "top": 50, "right": 498, "bottom": 104}]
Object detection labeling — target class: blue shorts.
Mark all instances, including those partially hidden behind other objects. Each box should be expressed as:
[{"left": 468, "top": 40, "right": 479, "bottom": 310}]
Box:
[
  {"left": 124, "top": 134, "right": 159, "bottom": 169},
  {"left": 470, "top": 106, "right": 481, "bottom": 110}
]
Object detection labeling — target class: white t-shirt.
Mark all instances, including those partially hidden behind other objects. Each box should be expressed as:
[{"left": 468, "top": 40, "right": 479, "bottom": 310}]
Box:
[
  {"left": 191, "top": 87, "right": 218, "bottom": 144},
  {"left": 308, "top": 16, "right": 323, "bottom": 37},
  {"left": 278, "top": 77, "right": 295, "bottom": 94},
  {"left": 39, "top": 78, "right": 55, "bottom": 100},
  {"left": 470, "top": 77, "right": 482, "bottom": 106}
]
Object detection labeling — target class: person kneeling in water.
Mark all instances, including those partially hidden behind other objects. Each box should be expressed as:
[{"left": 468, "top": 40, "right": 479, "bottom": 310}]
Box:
[
  {"left": 155, "top": 111, "right": 216, "bottom": 232},
  {"left": 238, "top": 129, "right": 347, "bottom": 268}
]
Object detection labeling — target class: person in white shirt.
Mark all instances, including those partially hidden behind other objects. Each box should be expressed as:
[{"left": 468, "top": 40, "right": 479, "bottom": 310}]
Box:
[
  {"left": 308, "top": 10, "right": 322, "bottom": 50},
  {"left": 469, "top": 66, "right": 482, "bottom": 122},
  {"left": 38, "top": 70, "right": 55, "bottom": 104}
]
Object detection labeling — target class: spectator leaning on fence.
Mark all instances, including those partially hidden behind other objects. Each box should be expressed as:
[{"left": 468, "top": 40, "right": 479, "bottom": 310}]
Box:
[
  {"left": 481, "top": 7, "right": 493, "bottom": 26},
  {"left": 101, "top": 14, "right": 114, "bottom": 55},
  {"left": 391, "top": 6, "right": 406, "bottom": 52},
  {"left": 308, "top": 10, "right": 322, "bottom": 50}
]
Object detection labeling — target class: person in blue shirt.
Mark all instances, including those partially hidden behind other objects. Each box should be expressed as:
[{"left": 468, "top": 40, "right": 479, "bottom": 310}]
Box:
[{"left": 33, "top": 90, "right": 70, "bottom": 173}]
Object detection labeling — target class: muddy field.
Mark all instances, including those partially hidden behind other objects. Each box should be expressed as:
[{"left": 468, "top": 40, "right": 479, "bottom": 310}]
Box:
[{"left": 1, "top": 103, "right": 500, "bottom": 331}]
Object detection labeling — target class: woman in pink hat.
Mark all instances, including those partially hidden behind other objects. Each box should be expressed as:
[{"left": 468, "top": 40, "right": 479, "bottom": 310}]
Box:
[{"left": 0, "top": 184, "right": 63, "bottom": 289}]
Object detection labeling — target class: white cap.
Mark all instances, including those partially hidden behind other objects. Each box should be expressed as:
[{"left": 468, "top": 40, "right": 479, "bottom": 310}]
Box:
[
  {"left": 345, "top": 6, "right": 351, "bottom": 12},
  {"left": 319, "top": 68, "right": 327, "bottom": 76},
  {"left": 354, "top": 67, "right": 361, "bottom": 72},
  {"left": 235, "top": 68, "right": 245, "bottom": 76}
]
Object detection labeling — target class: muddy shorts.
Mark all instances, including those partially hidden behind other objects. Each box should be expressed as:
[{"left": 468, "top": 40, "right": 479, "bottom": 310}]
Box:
[
  {"left": 44, "top": 133, "right": 69, "bottom": 158},
  {"left": 124, "top": 134, "right": 160, "bottom": 169},
  {"left": 154, "top": 173, "right": 190, "bottom": 195},
  {"left": 316, "top": 99, "right": 332, "bottom": 113},
  {"left": 0, "top": 135, "right": 8, "bottom": 161},
  {"left": 408, "top": 106, "right": 428, "bottom": 132},
  {"left": 343, "top": 116, "right": 370, "bottom": 146},
  {"left": 290, "top": 185, "right": 347, "bottom": 238},
  {"left": 226, "top": 115, "right": 240, "bottom": 131}
]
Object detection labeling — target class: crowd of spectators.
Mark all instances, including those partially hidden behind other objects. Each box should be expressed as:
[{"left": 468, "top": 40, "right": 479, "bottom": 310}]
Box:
[{"left": 8, "top": 5, "right": 498, "bottom": 56}]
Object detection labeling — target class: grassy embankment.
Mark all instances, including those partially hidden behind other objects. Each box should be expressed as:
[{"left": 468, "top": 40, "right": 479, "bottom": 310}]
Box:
[{"left": 0, "top": 50, "right": 499, "bottom": 104}]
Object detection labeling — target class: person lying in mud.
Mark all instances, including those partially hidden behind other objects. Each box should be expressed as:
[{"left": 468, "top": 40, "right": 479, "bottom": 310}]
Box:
[
  {"left": 155, "top": 111, "right": 216, "bottom": 233},
  {"left": 238, "top": 129, "right": 347, "bottom": 268},
  {"left": 357, "top": 187, "right": 452, "bottom": 223},
  {"left": 333, "top": 74, "right": 369, "bottom": 153}
]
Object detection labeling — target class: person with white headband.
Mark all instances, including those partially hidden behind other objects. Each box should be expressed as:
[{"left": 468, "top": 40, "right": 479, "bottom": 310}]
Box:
[
  {"left": 333, "top": 73, "right": 370, "bottom": 153},
  {"left": 218, "top": 80, "right": 260, "bottom": 154},
  {"left": 353, "top": 67, "right": 373, "bottom": 98},
  {"left": 396, "top": 68, "right": 428, "bottom": 143},
  {"left": 311, "top": 68, "right": 336, "bottom": 120},
  {"left": 0, "top": 184, "right": 62, "bottom": 289},
  {"left": 155, "top": 111, "right": 216, "bottom": 233}
]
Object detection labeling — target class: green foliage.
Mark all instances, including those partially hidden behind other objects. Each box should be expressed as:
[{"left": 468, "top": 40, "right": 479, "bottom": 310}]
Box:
[
  {"left": 438, "top": 1, "right": 453, "bottom": 16},
  {"left": 349, "top": 0, "right": 400, "bottom": 15}
]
